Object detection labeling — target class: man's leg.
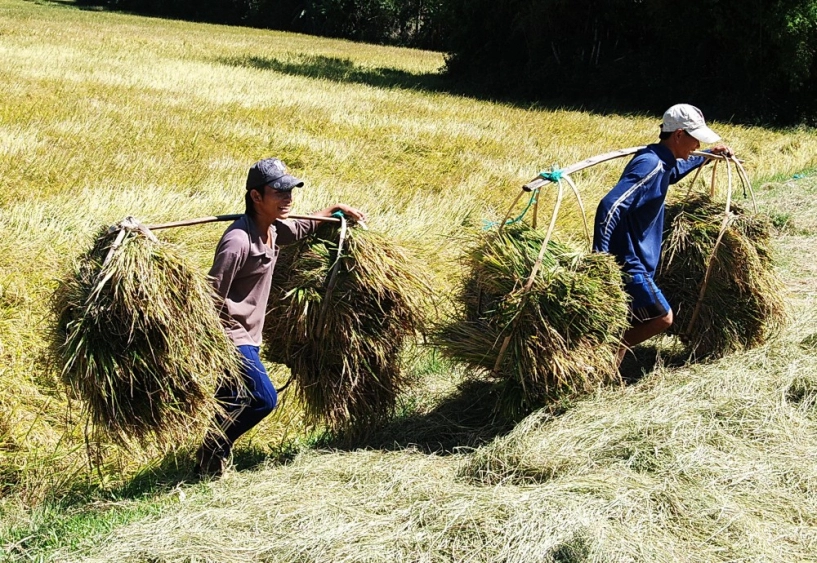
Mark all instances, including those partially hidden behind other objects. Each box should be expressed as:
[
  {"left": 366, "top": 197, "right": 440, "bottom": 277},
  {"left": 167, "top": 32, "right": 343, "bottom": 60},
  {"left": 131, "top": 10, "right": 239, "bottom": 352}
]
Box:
[
  {"left": 196, "top": 345, "right": 278, "bottom": 476},
  {"left": 619, "top": 273, "right": 673, "bottom": 364},
  {"left": 618, "top": 310, "right": 673, "bottom": 363}
]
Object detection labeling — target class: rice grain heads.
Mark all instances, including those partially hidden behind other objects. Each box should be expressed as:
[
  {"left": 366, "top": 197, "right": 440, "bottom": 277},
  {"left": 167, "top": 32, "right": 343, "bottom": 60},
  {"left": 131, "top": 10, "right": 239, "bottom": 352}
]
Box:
[
  {"left": 658, "top": 193, "right": 787, "bottom": 358},
  {"left": 52, "top": 223, "right": 243, "bottom": 448},
  {"left": 263, "top": 224, "right": 430, "bottom": 436},
  {"left": 434, "top": 224, "right": 629, "bottom": 419}
]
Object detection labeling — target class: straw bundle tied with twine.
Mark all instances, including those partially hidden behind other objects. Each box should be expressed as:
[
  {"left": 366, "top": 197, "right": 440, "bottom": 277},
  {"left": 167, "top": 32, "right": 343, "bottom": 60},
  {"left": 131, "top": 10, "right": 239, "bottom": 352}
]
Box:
[
  {"left": 264, "top": 220, "right": 431, "bottom": 436},
  {"left": 435, "top": 166, "right": 629, "bottom": 419},
  {"left": 52, "top": 217, "right": 244, "bottom": 448},
  {"left": 524, "top": 148, "right": 786, "bottom": 360},
  {"left": 657, "top": 156, "right": 787, "bottom": 358},
  {"left": 435, "top": 226, "right": 629, "bottom": 419}
]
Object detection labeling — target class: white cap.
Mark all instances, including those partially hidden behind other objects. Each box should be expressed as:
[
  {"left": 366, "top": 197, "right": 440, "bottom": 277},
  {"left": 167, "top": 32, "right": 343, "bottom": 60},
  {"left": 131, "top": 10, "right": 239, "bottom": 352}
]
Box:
[{"left": 661, "top": 103, "right": 720, "bottom": 144}]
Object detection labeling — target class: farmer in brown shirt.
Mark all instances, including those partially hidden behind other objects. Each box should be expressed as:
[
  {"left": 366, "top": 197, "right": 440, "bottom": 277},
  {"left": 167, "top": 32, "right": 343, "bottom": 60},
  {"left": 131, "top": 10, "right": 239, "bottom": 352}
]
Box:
[{"left": 196, "top": 158, "right": 366, "bottom": 476}]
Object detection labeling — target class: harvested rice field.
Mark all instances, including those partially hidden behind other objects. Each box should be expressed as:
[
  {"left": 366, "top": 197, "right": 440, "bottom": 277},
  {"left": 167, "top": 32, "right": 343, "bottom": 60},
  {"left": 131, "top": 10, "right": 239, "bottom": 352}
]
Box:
[{"left": 1, "top": 0, "right": 817, "bottom": 561}]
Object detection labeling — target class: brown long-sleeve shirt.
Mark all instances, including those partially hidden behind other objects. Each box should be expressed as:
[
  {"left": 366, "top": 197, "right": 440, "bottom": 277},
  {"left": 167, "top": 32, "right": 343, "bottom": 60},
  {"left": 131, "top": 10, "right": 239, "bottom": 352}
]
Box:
[{"left": 209, "top": 214, "right": 316, "bottom": 347}]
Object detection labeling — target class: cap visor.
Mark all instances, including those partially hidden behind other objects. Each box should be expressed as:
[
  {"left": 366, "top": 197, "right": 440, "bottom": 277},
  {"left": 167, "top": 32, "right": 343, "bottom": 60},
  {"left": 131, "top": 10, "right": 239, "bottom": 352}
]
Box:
[
  {"left": 272, "top": 174, "right": 305, "bottom": 190},
  {"left": 688, "top": 126, "right": 720, "bottom": 144}
]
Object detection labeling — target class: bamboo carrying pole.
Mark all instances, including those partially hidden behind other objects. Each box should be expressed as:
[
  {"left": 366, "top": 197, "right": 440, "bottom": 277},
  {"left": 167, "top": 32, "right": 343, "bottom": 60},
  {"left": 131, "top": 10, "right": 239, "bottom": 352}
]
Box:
[
  {"left": 522, "top": 148, "right": 740, "bottom": 192},
  {"left": 102, "top": 213, "right": 345, "bottom": 277},
  {"left": 523, "top": 147, "right": 645, "bottom": 192},
  {"left": 143, "top": 213, "right": 341, "bottom": 231}
]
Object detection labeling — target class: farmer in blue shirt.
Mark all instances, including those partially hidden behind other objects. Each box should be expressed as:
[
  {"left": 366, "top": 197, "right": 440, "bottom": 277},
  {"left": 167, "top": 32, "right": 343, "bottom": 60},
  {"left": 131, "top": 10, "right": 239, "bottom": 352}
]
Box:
[{"left": 593, "top": 104, "right": 733, "bottom": 364}]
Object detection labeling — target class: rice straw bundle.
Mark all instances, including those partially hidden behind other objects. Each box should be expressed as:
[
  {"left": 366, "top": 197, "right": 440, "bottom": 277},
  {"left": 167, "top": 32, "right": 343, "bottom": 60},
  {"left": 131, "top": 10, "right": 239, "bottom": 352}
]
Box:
[
  {"left": 52, "top": 221, "right": 243, "bottom": 447},
  {"left": 434, "top": 224, "right": 629, "bottom": 419},
  {"left": 263, "top": 225, "right": 429, "bottom": 434},
  {"left": 657, "top": 193, "right": 787, "bottom": 358}
]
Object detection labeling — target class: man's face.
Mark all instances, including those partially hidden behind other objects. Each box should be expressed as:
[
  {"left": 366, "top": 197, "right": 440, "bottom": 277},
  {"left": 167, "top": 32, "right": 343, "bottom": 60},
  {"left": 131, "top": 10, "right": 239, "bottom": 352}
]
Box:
[
  {"left": 676, "top": 129, "right": 701, "bottom": 159},
  {"left": 255, "top": 185, "right": 293, "bottom": 220}
]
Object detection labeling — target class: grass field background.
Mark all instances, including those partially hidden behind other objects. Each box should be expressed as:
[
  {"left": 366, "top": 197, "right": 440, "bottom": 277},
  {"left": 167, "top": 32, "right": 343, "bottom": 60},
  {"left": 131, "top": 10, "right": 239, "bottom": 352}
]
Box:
[{"left": 2, "top": 0, "right": 817, "bottom": 560}]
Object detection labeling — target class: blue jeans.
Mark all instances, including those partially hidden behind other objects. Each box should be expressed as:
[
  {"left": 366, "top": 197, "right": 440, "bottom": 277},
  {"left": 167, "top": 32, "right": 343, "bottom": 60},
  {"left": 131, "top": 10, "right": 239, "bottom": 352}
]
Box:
[{"left": 209, "top": 345, "right": 278, "bottom": 456}]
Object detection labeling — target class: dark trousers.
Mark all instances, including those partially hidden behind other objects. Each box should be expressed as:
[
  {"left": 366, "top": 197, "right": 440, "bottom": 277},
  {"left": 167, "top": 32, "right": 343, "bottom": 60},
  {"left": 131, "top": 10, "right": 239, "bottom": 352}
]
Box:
[{"left": 207, "top": 344, "right": 278, "bottom": 457}]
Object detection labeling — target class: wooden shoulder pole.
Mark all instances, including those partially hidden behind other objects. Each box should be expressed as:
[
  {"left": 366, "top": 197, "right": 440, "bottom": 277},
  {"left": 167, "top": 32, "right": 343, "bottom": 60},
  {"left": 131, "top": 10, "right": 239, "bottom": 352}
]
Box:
[{"left": 144, "top": 213, "right": 341, "bottom": 231}]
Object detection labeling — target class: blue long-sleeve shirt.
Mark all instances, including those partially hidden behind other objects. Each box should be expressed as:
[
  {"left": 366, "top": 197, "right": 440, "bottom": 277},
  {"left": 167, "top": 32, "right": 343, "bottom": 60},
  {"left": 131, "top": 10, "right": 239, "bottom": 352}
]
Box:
[{"left": 593, "top": 143, "right": 705, "bottom": 277}]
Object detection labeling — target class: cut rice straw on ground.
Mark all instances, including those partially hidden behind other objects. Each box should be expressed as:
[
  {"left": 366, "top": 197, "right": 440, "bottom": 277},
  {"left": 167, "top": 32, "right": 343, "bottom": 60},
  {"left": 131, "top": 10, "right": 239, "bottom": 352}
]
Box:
[
  {"left": 264, "top": 222, "right": 430, "bottom": 437},
  {"left": 52, "top": 219, "right": 243, "bottom": 449}
]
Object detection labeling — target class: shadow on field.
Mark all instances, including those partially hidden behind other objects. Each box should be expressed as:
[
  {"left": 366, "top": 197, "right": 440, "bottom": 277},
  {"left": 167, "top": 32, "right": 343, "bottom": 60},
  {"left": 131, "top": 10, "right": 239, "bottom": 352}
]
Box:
[
  {"left": 217, "top": 53, "right": 666, "bottom": 119},
  {"left": 110, "top": 346, "right": 685, "bottom": 498},
  {"left": 36, "top": 0, "right": 682, "bottom": 120},
  {"left": 111, "top": 450, "right": 199, "bottom": 498},
  {"left": 45, "top": 0, "right": 107, "bottom": 11},
  {"left": 46, "top": 1, "right": 763, "bottom": 122},
  {"left": 320, "top": 343, "right": 692, "bottom": 454},
  {"left": 619, "top": 342, "right": 689, "bottom": 385},
  {"left": 321, "top": 378, "right": 517, "bottom": 455},
  {"left": 219, "top": 54, "right": 452, "bottom": 94},
  {"left": 109, "top": 343, "right": 690, "bottom": 496},
  {"left": 113, "top": 444, "right": 295, "bottom": 497}
]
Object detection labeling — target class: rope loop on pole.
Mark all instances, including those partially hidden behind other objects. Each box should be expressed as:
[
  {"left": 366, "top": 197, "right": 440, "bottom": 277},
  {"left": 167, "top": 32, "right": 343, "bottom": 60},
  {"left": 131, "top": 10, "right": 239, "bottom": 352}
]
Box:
[
  {"left": 684, "top": 155, "right": 735, "bottom": 337},
  {"left": 485, "top": 189, "right": 539, "bottom": 230},
  {"left": 102, "top": 216, "right": 159, "bottom": 269},
  {"left": 318, "top": 212, "right": 349, "bottom": 335},
  {"left": 491, "top": 178, "right": 565, "bottom": 376},
  {"left": 538, "top": 168, "right": 564, "bottom": 183}
]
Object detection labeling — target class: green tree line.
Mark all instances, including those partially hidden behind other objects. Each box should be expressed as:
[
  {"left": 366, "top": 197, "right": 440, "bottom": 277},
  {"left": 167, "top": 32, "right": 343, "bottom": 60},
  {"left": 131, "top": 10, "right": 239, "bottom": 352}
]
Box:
[
  {"left": 92, "top": 0, "right": 449, "bottom": 49},
  {"left": 444, "top": 0, "right": 817, "bottom": 124},
  {"left": 86, "top": 0, "right": 817, "bottom": 124}
]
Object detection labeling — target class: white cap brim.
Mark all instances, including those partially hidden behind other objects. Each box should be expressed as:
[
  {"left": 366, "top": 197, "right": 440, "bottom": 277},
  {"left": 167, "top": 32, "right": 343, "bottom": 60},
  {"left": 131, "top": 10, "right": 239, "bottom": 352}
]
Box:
[{"left": 687, "top": 125, "right": 720, "bottom": 144}]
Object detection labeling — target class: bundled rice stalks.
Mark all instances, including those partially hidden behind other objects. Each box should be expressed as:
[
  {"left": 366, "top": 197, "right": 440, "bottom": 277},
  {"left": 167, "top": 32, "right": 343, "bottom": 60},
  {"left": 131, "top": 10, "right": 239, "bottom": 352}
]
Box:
[
  {"left": 263, "top": 225, "right": 429, "bottom": 435},
  {"left": 52, "top": 221, "right": 243, "bottom": 448},
  {"left": 434, "top": 224, "right": 629, "bottom": 419},
  {"left": 657, "top": 193, "right": 787, "bottom": 358}
]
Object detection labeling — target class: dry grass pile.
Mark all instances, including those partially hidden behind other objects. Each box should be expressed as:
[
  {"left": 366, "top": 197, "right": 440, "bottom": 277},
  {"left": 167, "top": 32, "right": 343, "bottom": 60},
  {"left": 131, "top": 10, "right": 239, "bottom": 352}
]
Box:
[
  {"left": 48, "top": 328, "right": 817, "bottom": 562},
  {"left": 434, "top": 224, "right": 629, "bottom": 418},
  {"left": 52, "top": 223, "right": 243, "bottom": 448},
  {"left": 657, "top": 192, "right": 787, "bottom": 358},
  {"left": 455, "top": 328, "right": 817, "bottom": 561},
  {"left": 263, "top": 224, "right": 429, "bottom": 435}
]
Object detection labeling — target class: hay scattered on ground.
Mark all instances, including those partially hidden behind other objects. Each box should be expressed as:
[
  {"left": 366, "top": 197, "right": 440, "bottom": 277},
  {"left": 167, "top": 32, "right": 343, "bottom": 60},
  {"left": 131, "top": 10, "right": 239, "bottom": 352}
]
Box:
[
  {"left": 52, "top": 225, "right": 243, "bottom": 448},
  {"left": 51, "top": 331, "right": 817, "bottom": 563},
  {"left": 434, "top": 224, "right": 629, "bottom": 419},
  {"left": 658, "top": 193, "right": 787, "bottom": 358},
  {"left": 263, "top": 225, "right": 430, "bottom": 436}
]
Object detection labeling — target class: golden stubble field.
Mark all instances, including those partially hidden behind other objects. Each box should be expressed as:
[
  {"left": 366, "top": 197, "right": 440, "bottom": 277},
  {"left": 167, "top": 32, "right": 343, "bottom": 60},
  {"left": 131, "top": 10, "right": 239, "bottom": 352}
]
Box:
[{"left": 2, "top": 0, "right": 817, "bottom": 560}]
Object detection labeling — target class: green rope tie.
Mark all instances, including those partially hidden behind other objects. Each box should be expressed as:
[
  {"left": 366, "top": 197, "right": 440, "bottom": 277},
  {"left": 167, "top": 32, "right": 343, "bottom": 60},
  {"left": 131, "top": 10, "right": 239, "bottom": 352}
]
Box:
[
  {"left": 483, "top": 167, "right": 563, "bottom": 230},
  {"left": 539, "top": 168, "right": 564, "bottom": 182},
  {"left": 483, "top": 190, "right": 538, "bottom": 230}
]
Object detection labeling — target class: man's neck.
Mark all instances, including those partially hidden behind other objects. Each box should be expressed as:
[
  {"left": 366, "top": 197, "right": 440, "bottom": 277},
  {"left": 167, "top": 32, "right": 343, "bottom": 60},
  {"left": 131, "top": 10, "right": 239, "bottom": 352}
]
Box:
[{"left": 249, "top": 214, "right": 274, "bottom": 245}]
